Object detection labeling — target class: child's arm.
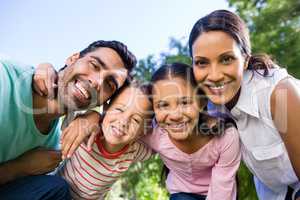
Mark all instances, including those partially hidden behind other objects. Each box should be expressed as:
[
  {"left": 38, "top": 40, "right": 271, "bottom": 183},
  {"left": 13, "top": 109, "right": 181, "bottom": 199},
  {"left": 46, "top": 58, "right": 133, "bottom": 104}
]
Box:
[
  {"left": 61, "top": 111, "right": 102, "bottom": 159},
  {"left": 33, "top": 62, "right": 58, "bottom": 99},
  {"left": 134, "top": 142, "right": 154, "bottom": 162},
  {"left": 207, "top": 127, "right": 241, "bottom": 200}
]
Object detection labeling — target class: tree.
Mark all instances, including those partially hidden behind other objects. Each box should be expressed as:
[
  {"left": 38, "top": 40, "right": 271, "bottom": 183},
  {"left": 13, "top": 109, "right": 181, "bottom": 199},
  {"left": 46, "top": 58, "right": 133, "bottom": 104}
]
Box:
[{"left": 228, "top": 0, "right": 300, "bottom": 77}]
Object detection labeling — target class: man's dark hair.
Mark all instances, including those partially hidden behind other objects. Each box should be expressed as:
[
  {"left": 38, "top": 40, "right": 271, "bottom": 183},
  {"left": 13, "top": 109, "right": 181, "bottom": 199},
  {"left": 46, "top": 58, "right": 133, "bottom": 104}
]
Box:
[{"left": 79, "top": 40, "right": 137, "bottom": 71}]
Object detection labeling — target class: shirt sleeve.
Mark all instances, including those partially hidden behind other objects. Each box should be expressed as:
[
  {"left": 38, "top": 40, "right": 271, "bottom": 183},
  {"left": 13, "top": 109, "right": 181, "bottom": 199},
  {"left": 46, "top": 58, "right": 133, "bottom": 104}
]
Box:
[
  {"left": 133, "top": 142, "right": 153, "bottom": 162},
  {"left": 138, "top": 124, "right": 162, "bottom": 152},
  {"left": 207, "top": 127, "right": 241, "bottom": 200}
]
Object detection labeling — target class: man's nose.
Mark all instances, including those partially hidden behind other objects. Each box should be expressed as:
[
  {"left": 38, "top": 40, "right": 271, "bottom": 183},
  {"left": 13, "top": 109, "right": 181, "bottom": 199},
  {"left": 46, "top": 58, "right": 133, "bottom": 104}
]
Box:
[{"left": 88, "top": 72, "right": 104, "bottom": 91}]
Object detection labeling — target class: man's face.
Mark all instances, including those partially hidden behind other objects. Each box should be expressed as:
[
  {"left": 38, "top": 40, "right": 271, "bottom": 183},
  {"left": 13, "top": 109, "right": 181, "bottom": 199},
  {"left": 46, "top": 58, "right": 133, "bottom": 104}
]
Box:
[{"left": 57, "top": 47, "right": 128, "bottom": 111}]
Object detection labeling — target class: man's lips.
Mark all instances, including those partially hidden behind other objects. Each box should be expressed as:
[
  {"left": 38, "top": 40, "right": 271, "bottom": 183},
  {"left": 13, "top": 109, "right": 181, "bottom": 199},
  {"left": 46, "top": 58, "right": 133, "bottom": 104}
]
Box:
[
  {"left": 75, "top": 79, "right": 91, "bottom": 99},
  {"left": 72, "top": 80, "right": 91, "bottom": 106}
]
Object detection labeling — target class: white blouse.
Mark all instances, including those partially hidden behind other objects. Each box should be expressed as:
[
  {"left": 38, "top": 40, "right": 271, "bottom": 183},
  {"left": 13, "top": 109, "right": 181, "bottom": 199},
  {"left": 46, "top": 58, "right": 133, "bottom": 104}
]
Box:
[{"left": 209, "top": 68, "right": 300, "bottom": 200}]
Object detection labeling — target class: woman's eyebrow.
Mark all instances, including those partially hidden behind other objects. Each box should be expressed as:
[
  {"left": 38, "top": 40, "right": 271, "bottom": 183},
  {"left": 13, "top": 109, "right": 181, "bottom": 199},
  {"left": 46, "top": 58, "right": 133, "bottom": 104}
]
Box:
[{"left": 219, "top": 50, "right": 234, "bottom": 57}]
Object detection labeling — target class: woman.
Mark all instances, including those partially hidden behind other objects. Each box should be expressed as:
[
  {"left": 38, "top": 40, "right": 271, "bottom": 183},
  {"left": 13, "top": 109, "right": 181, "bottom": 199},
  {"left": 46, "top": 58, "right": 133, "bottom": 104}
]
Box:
[{"left": 188, "top": 9, "right": 300, "bottom": 200}]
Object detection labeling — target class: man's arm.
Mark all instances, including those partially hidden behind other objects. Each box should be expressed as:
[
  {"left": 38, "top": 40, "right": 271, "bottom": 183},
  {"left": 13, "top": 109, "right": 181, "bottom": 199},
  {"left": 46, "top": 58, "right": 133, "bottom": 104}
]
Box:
[
  {"left": 0, "top": 148, "right": 62, "bottom": 185},
  {"left": 0, "top": 159, "right": 24, "bottom": 185}
]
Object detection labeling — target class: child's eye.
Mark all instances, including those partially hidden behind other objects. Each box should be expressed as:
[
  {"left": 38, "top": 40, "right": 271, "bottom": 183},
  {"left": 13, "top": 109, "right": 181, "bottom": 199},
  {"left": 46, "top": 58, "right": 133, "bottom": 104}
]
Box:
[
  {"left": 133, "top": 118, "right": 140, "bottom": 124},
  {"left": 157, "top": 102, "right": 168, "bottom": 109},
  {"left": 220, "top": 55, "right": 235, "bottom": 65},
  {"left": 180, "top": 98, "right": 192, "bottom": 106}
]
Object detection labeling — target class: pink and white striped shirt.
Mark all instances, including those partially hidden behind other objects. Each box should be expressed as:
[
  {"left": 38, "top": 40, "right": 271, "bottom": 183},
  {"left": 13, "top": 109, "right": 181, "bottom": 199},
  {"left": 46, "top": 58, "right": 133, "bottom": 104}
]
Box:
[{"left": 57, "top": 134, "right": 152, "bottom": 200}]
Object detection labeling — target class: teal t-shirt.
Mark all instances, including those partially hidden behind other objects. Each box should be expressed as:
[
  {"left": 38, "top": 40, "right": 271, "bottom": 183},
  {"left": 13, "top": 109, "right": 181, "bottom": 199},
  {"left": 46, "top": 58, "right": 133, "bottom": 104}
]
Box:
[{"left": 0, "top": 59, "right": 61, "bottom": 163}]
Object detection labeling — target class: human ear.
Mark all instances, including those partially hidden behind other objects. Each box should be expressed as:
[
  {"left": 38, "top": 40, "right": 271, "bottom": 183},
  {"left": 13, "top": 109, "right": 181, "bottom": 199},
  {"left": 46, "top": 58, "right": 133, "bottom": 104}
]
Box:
[
  {"left": 65, "top": 53, "right": 80, "bottom": 66},
  {"left": 243, "top": 55, "right": 250, "bottom": 70}
]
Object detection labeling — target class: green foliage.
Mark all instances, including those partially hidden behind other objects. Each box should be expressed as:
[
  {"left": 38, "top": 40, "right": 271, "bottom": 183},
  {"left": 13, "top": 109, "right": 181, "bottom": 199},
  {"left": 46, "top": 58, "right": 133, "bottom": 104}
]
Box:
[
  {"left": 228, "top": 0, "right": 300, "bottom": 77},
  {"left": 108, "top": 2, "right": 300, "bottom": 198},
  {"left": 132, "top": 55, "right": 157, "bottom": 82},
  {"left": 237, "top": 162, "right": 258, "bottom": 200}
]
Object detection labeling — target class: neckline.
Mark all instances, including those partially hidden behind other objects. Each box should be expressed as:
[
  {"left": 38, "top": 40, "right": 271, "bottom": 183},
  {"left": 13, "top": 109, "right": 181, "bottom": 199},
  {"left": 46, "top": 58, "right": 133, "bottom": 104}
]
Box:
[
  {"left": 95, "top": 134, "right": 129, "bottom": 159},
  {"left": 164, "top": 129, "right": 214, "bottom": 156}
]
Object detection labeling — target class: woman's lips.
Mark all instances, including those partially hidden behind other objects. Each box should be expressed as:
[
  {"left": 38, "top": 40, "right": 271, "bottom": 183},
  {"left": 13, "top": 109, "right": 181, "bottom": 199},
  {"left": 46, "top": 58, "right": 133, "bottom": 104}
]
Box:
[{"left": 205, "top": 81, "right": 232, "bottom": 96}]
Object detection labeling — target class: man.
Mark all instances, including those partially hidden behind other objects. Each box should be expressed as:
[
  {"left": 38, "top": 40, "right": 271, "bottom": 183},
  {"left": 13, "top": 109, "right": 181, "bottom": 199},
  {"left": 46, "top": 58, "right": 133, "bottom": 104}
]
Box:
[{"left": 0, "top": 40, "right": 136, "bottom": 199}]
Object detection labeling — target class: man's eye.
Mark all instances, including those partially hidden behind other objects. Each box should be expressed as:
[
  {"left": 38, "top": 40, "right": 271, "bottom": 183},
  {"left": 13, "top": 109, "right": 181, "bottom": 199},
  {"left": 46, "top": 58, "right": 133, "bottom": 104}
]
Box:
[
  {"left": 104, "top": 79, "right": 117, "bottom": 92},
  {"left": 108, "top": 80, "right": 116, "bottom": 90},
  {"left": 114, "top": 108, "right": 123, "bottom": 113},
  {"left": 91, "top": 62, "right": 100, "bottom": 70}
]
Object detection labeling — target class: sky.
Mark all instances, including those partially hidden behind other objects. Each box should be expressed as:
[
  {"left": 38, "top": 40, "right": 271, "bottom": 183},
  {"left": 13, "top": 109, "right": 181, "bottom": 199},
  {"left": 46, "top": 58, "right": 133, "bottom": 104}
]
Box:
[{"left": 0, "top": 0, "right": 231, "bottom": 68}]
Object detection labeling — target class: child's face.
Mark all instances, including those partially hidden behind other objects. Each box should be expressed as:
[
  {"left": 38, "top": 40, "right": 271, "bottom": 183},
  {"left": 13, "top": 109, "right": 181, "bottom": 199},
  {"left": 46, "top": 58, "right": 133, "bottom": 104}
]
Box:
[
  {"left": 102, "top": 86, "right": 152, "bottom": 146},
  {"left": 152, "top": 78, "right": 203, "bottom": 141}
]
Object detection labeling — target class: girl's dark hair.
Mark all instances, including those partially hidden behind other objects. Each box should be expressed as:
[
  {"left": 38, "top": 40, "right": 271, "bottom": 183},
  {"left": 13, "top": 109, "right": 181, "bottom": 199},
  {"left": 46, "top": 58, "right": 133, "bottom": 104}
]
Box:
[
  {"left": 151, "top": 62, "right": 199, "bottom": 88},
  {"left": 188, "top": 9, "right": 276, "bottom": 76},
  {"left": 107, "top": 79, "right": 152, "bottom": 108}
]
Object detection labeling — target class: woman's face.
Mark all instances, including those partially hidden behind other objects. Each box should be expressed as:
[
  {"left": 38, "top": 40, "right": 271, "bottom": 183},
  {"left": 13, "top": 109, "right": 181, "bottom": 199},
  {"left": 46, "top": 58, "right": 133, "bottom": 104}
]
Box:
[
  {"left": 192, "top": 31, "right": 246, "bottom": 105},
  {"left": 152, "top": 78, "right": 203, "bottom": 141}
]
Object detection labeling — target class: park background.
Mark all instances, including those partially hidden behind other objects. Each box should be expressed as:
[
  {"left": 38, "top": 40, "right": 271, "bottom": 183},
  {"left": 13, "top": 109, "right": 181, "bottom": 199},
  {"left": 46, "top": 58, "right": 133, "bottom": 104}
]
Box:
[{"left": 1, "top": 0, "right": 300, "bottom": 199}]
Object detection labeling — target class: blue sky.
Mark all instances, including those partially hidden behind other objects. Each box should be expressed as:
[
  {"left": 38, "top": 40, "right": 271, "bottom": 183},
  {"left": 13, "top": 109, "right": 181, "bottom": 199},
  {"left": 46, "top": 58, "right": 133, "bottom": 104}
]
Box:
[{"left": 0, "top": 0, "right": 231, "bottom": 68}]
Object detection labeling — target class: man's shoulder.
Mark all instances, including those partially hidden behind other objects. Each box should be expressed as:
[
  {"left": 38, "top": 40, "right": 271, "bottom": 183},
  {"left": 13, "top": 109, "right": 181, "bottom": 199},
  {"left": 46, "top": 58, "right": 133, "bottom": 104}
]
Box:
[{"left": 0, "top": 59, "right": 35, "bottom": 78}]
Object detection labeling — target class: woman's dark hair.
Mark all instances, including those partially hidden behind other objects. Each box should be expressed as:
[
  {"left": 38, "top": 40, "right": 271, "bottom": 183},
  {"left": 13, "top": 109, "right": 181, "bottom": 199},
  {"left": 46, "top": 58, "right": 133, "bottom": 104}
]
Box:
[{"left": 188, "top": 9, "right": 276, "bottom": 76}]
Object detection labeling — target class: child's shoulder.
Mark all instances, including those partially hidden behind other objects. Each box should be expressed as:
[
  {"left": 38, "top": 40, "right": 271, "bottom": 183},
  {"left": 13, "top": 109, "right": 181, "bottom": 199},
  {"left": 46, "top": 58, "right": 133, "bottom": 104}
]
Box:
[{"left": 214, "top": 127, "right": 239, "bottom": 149}]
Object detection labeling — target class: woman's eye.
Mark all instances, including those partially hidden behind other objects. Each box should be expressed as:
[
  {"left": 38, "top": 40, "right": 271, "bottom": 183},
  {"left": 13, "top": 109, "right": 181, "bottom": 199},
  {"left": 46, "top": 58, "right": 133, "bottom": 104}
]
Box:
[
  {"left": 221, "top": 56, "right": 235, "bottom": 65},
  {"left": 194, "top": 59, "right": 208, "bottom": 68}
]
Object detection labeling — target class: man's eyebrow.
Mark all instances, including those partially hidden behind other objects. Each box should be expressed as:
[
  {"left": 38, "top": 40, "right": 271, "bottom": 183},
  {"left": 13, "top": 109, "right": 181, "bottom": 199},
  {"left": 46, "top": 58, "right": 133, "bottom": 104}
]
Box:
[{"left": 91, "top": 56, "right": 107, "bottom": 69}]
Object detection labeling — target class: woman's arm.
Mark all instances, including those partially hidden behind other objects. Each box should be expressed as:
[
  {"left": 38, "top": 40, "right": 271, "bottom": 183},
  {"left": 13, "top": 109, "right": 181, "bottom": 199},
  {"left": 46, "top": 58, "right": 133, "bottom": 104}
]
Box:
[
  {"left": 271, "top": 78, "right": 300, "bottom": 180},
  {"left": 207, "top": 127, "right": 241, "bottom": 200}
]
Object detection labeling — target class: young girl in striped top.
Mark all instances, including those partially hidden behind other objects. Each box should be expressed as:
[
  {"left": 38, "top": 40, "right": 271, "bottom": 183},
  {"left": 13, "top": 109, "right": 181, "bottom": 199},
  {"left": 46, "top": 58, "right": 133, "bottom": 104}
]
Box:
[{"left": 57, "top": 82, "right": 153, "bottom": 199}]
